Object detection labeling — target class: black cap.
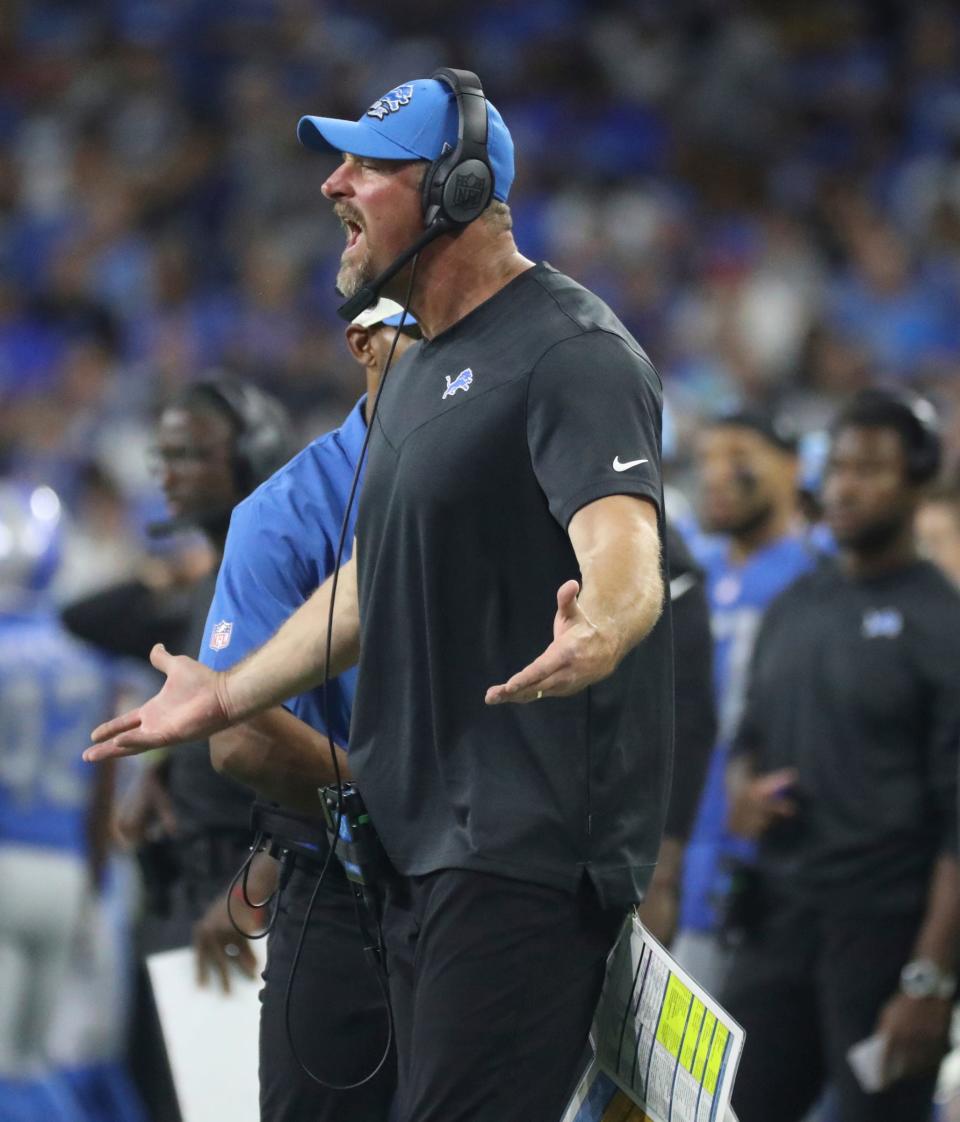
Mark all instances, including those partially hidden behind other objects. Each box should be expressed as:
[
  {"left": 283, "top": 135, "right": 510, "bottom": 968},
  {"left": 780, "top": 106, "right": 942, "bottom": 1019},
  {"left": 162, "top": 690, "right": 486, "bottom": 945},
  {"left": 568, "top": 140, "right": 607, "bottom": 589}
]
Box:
[{"left": 707, "top": 408, "right": 799, "bottom": 454}]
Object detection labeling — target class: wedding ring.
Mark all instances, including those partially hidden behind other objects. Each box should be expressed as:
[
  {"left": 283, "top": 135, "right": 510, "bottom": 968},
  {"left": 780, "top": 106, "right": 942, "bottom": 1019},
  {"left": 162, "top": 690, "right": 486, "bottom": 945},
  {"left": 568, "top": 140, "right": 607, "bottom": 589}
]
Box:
[{"left": 536, "top": 689, "right": 543, "bottom": 700}]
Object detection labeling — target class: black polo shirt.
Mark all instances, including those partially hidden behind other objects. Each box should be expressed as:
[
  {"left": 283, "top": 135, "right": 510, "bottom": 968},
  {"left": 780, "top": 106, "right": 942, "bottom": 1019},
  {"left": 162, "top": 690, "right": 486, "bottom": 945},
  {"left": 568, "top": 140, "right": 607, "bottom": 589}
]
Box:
[
  {"left": 350, "top": 262, "right": 673, "bottom": 910},
  {"left": 733, "top": 557, "right": 960, "bottom": 916}
]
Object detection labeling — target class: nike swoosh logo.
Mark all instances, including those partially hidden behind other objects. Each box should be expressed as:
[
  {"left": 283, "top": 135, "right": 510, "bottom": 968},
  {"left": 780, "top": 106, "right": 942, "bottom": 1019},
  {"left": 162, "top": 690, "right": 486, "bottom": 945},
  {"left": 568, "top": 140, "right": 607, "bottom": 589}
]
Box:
[{"left": 612, "top": 456, "right": 649, "bottom": 472}]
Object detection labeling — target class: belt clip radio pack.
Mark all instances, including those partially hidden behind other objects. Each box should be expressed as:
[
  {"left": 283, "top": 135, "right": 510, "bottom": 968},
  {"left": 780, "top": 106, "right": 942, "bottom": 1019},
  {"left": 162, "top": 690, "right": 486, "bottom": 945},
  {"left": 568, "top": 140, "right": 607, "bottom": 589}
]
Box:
[{"left": 320, "top": 783, "right": 391, "bottom": 891}]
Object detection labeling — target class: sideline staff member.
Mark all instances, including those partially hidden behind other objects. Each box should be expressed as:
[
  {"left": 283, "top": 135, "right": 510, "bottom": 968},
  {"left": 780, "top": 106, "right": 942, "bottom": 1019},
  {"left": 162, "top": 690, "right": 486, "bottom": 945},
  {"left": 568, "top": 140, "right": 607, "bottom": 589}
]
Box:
[
  {"left": 87, "top": 71, "right": 672, "bottom": 1122},
  {"left": 199, "top": 300, "right": 419, "bottom": 1121},
  {"left": 723, "top": 389, "right": 960, "bottom": 1122},
  {"left": 674, "top": 411, "right": 814, "bottom": 988},
  {"left": 71, "top": 381, "right": 291, "bottom": 1121},
  {"left": 118, "top": 381, "right": 291, "bottom": 958}
]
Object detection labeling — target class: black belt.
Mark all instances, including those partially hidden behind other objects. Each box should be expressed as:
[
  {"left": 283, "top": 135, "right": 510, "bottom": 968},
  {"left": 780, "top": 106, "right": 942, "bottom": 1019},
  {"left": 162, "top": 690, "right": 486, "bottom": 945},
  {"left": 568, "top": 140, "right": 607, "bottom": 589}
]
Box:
[{"left": 250, "top": 801, "right": 330, "bottom": 871}]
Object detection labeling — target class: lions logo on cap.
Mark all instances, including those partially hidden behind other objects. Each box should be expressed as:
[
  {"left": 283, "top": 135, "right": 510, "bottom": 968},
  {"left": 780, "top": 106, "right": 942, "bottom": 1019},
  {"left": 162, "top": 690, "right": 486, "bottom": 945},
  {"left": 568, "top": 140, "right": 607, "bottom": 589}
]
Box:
[{"left": 367, "top": 84, "right": 414, "bottom": 121}]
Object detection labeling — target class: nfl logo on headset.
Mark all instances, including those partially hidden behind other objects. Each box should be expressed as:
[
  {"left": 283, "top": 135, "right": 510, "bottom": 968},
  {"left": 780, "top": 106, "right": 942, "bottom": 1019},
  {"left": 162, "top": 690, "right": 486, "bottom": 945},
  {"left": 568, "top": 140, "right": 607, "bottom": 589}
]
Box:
[
  {"left": 453, "top": 172, "right": 485, "bottom": 210},
  {"left": 210, "top": 620, "right": 233, "bottom": 652}
]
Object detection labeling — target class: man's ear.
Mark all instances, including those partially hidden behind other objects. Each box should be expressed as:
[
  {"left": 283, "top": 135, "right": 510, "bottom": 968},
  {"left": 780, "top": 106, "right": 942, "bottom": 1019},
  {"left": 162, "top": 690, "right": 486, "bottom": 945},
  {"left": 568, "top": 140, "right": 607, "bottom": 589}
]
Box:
[{"left": 345, "top": 324, "right": 372, "bottom": 365}]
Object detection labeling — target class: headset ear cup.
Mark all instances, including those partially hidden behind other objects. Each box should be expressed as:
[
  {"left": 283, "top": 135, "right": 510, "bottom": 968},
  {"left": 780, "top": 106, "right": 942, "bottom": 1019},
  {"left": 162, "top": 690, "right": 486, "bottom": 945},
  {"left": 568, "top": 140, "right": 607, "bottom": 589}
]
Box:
[
  {"left": 901, "top": 393, "right": 941, "bottom": 484},
  {"left": 423, "top": 68, "right": 493, "bottom": 230},
  {"left": 440, "top": 158, "right": 493, "bottom": 226},
  {"left": 911, "top": 437, "right": 941, "bottom": 484},
  {"left": 203, "top": 380, "right": 293, "bottom": 495},
  {"left": 424, "top": 151, "right": 493, "bottom": 229}
]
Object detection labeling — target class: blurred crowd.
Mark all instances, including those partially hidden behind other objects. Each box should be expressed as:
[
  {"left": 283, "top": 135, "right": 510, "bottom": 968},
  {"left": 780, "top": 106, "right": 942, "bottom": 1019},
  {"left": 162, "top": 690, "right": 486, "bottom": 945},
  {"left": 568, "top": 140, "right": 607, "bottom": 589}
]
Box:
[
  {"left": 2, "top": 1, "right": 960, "bottom": 598},
  {"left": 4, "top": 2, "right": 960, "bottom": 1121}
]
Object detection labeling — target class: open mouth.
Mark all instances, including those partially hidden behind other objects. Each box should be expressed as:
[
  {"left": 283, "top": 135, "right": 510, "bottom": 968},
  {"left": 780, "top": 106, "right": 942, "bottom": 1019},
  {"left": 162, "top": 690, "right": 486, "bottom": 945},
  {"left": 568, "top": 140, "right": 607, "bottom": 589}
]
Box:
[{"left": 341, "top": 215, "right": 364, "bottom": 251}]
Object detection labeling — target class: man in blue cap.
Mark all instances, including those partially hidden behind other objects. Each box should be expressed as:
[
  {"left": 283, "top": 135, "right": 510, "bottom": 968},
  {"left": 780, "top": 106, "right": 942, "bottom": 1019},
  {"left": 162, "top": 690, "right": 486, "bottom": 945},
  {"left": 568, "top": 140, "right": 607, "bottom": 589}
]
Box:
[
  {"left": 88, "top": 73, "right": 673, "bottom": 1122},
  {"left": 296, "top": 76, "right": 516, "bottom": 305}
]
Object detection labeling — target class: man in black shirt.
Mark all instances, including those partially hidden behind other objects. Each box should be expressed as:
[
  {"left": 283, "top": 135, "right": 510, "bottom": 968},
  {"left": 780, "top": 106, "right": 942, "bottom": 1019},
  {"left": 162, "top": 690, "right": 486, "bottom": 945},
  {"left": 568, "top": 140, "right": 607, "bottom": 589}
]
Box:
[
  {"left": 123, "top": 382, "right": 293, "bottom": 962},
  {"left": 722, "top": 389, "right": 960, "bottom": 1122},
  {"left": 86, "top": 73, "right": 673, "bottom": 1122}
]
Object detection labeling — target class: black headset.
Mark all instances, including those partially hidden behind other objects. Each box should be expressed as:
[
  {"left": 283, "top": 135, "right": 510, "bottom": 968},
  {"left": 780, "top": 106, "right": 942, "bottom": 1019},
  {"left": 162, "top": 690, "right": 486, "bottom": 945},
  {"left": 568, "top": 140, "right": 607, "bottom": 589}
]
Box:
[
  {"left": 421, "top": 68, "right": 495, "bottom": 230},
  {"left": 202, "top": 379, "right": 295, "bottom": 494},
  {"left": 897, "top": 391, "right": 942, "bottom": 484}
]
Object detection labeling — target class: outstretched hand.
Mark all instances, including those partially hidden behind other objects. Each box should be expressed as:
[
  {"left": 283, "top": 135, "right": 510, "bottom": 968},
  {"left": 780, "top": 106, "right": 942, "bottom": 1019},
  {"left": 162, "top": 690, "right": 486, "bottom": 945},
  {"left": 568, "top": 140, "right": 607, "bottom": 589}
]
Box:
[
  {"left": 84, "top": 644, "right": 231, "bottom": 762},
  {"left": 485, "top": 580, "right": 619, "bottom": 705}
]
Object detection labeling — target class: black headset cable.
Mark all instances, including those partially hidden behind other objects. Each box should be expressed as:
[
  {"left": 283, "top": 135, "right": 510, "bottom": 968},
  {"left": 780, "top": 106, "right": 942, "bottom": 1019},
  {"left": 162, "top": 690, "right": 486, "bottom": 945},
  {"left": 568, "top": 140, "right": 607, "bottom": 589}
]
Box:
[{"left": 280, "top": 255, "right": 421, "bottom": 1089}]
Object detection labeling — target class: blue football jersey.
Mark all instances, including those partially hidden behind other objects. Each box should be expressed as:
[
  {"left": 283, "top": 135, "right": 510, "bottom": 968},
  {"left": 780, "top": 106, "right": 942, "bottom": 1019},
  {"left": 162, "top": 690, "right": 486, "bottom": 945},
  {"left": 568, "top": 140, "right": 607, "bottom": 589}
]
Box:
[
  {"left": 200, "top": 398, "right": 367, "bottom": 747},
  {"left": 0, "top": 611, "right": 116, "bottom": 854},
  {"left": 679, "top": 534, "right": 817, "bottom": 933}
]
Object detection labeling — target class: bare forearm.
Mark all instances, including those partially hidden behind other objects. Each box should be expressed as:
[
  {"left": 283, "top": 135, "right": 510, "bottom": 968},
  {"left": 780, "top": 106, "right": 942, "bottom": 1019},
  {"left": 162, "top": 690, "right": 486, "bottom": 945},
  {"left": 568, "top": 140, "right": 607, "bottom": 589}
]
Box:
[
  {"left": 911, "top": 854, "right": 960, "bottom": 972},
  {"left": 485, "top": 496, "right": 664, "bottom": 705},
  {"left": 85, "top": 557, "right": 360, "bottom": 761},
  {"left": 574, "top": 497, "right": 663, "bottom": 665},
  {"left": 211, "top": 706, "right": 350, "bottom": 815},
  {"left": 224, "top": 557, "right": 360, "bottom": 722}
]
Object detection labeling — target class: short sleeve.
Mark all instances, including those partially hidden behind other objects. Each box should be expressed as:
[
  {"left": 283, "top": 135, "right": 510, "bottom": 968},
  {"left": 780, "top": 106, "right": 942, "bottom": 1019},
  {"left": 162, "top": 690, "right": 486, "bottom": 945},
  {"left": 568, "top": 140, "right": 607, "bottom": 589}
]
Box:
[
  {"left": 526, "top": 331, "right": 663, "bottom": 529},
  {"left": 199, "top": 497, "right": 322, "bottom": 672}
]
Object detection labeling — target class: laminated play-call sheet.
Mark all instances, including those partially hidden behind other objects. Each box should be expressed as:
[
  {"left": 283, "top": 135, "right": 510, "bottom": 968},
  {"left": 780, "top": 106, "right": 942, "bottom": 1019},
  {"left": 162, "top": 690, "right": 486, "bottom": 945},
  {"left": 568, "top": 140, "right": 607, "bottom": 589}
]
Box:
[{"left": 562, "top": 916, "right": 743, "bottom": 1122}]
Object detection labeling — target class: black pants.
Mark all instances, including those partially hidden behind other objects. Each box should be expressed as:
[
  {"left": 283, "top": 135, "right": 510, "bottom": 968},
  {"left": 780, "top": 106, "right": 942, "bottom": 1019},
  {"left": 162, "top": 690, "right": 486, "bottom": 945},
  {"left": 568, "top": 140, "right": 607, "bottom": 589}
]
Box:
[
  {"left": 382, "top": 868, "right": 624, "bottom": 1122},
  {"left": 259, "top": 862, "right": 397, "bottom": 1122},
  {"left": 721, "top": 896, "right": 936, "bottom": 1122}
]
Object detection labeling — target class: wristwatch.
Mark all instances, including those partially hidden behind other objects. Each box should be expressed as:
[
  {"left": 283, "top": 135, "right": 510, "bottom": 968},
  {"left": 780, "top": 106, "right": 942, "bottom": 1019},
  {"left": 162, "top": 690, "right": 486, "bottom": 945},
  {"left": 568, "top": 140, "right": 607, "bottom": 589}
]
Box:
[{"left": 899, "top": 958, "right": 957, "bottom": 1000}]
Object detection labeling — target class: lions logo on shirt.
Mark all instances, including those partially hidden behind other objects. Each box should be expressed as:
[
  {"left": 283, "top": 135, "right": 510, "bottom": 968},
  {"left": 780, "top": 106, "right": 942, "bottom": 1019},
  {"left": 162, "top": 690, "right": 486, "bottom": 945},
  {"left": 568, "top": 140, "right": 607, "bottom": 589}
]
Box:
[
  {"left": 367, "top": 85, "right": 414, "bottom": 121},
  {"left": 442, "top": 368, "right": 473, "bottom": 400},
  {"left": 862, "top": 609, "right": 903, "bottom": 639}
]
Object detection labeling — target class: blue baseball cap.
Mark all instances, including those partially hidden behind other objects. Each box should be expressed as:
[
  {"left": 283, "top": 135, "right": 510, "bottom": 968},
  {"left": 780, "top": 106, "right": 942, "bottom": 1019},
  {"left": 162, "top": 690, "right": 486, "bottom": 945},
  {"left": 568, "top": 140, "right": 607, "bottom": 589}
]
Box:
[{"left": 298, "top": 78, "right": 515, "bottom": 203}]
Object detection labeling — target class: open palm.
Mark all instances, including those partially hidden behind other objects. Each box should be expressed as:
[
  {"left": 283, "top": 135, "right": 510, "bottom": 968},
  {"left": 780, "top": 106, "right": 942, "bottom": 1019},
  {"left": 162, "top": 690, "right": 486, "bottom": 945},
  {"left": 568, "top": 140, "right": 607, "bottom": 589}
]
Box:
[
  {"left": 85, "top": 644, "right": 229, "bottom": 762},
  {"left": 485, "top": 580, "right": 616, "bottom": 704}
]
